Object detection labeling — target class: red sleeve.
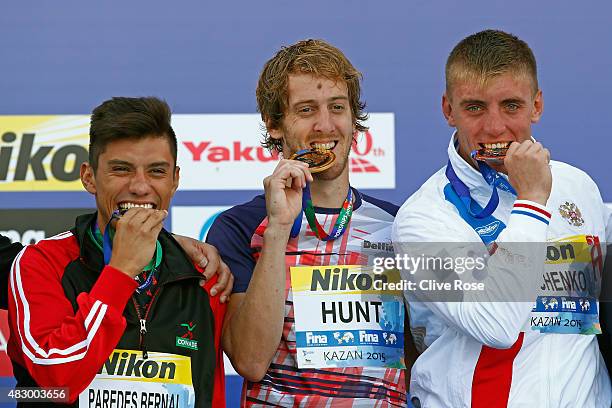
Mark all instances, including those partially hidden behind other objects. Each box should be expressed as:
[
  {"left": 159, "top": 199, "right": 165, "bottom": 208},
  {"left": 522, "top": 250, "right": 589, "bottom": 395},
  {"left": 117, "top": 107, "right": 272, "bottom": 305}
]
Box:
[
  {"left": 201, "top": 274, "right": 227, "bottom": 408},
  {"left": 8, "top": 244, "right": 137, "bottom": 403}
]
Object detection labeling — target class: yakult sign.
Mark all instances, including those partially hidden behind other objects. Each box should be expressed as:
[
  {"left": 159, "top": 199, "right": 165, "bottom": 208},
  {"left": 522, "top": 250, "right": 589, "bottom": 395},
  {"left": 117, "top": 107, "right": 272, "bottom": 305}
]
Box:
[{"left": 174, "top": 113, "right": 395, "bottom": 190}]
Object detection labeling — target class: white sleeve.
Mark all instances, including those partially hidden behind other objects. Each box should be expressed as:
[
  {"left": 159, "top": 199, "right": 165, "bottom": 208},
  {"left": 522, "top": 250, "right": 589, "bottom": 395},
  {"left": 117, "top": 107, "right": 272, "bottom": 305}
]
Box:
[{"left": 393, "top": 199, "right": 551, "bottom": 349}]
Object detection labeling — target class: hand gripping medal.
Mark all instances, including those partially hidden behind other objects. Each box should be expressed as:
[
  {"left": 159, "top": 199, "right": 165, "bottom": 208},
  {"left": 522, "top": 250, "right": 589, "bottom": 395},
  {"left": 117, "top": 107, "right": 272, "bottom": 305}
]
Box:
[
  {"left": 288, "top": 148, "right": 352, "bottom": 240},
  {"left": 104, "top": 207, "right": 160, "bottom": 294}
]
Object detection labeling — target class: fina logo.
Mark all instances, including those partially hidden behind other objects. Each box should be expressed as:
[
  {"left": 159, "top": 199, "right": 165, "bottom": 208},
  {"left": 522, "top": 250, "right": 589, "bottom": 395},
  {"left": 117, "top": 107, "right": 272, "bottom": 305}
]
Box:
[
  {"left": 198, "top": 211, "right": 225, "bottom": 241},
  {"left": 475, "top": 220, "right": 501, "bottom": 237}
]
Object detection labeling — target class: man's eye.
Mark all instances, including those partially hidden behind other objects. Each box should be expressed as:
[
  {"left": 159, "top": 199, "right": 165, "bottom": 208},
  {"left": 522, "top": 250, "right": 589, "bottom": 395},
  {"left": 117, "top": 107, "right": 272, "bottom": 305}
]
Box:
[
  {"left": 331, "top": 104, "right": 345, "bottom": 111},
  {"left": 151, "top": 168, "right": 166, "bottom": 174},
  {"left": 506, "top": 103, "right": 519, "bottom": 111},
  {"left": 466, "top": 105, "right": 482, "bottom": 112},
  {"left": 112, "top": 167, "right": 129, "bottom": 172},
  {"left": 298, "top": 106, "right": 313, "bottom": 113}
]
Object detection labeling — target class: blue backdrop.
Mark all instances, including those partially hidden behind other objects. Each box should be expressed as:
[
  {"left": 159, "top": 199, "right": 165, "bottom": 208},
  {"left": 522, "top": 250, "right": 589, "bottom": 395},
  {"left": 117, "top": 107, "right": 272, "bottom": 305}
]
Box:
[{"left": 0, "top": 1, "right": 610, "bottom": 208}]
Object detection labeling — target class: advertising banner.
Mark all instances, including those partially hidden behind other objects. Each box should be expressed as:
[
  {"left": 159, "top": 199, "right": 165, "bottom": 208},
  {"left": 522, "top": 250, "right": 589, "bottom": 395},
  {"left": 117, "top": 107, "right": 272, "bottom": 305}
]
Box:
[{"left": 0, "top": 113, "right": 395, "bottom": 192}]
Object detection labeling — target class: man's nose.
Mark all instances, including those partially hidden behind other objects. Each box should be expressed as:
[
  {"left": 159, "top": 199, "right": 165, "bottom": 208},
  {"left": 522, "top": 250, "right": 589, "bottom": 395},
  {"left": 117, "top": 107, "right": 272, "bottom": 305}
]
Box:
[
  {"left": 482, "top": 108, "right": 506, "bottom": 137},
  {"left": 313, "top": 109, "right": 335, "bottom": 134},
  {"left": 128, "top": 170, "right": 152, "bottom": 195}
]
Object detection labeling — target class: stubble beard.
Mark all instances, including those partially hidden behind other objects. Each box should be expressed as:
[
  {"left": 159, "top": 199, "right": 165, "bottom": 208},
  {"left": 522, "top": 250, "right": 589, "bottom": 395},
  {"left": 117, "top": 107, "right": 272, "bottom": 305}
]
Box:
[{"left": 313, "top": 151, "right": 349, "bottom": 181}]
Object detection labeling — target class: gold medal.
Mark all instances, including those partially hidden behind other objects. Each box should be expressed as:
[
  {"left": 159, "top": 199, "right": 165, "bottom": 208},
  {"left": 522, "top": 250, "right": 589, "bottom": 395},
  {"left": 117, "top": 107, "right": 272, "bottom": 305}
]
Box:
[{"left": 289, "top": 149, "right": 336, "bottom": 173}]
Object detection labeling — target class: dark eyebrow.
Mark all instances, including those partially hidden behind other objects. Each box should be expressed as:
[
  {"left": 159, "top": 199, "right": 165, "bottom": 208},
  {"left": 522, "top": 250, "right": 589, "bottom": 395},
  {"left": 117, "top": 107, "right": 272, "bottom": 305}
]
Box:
[
  {"left": 148, "top": 162, "right": 171, "bottom": 169},
  {"left": 106, "top": 160, "right": 171, "bottom": 168},
  {"left": 107, "top": 159, "right": 133, "bottom": 167}
]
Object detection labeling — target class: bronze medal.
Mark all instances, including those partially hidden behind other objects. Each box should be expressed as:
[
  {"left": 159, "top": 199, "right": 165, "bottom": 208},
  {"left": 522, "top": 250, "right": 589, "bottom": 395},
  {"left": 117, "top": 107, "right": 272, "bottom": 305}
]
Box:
[
  {"left": 473, "top": 146, "right": 509, "bottom": 161},
  {"left": 289, "top": 149, "right": 336, "bottom": 173}
]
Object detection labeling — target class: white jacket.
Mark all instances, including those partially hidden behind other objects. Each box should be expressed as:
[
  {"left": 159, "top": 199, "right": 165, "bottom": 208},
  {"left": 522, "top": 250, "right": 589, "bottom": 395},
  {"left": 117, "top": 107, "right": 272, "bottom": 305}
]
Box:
[{"left": 393, "top": 134, "right": 611, "bottom": 408}]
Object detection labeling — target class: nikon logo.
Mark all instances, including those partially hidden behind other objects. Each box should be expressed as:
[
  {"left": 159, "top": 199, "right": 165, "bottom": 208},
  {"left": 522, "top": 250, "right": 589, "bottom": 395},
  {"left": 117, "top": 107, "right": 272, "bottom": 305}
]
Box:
[
  {"left": 0, "top": 132, "right": 88, "bottom": 181},
  {"left": 310, "top": 267, "right": 387, "bottom": 291},
  {"left": 99, "top": 351, "right": 176, "bottom": 379}
]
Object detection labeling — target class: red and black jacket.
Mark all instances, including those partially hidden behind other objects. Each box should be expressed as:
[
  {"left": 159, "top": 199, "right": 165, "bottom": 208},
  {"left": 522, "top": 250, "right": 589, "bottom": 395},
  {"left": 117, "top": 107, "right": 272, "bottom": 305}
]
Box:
[{"left": 8, "top": 213, "right": 225, "bottom": 407}]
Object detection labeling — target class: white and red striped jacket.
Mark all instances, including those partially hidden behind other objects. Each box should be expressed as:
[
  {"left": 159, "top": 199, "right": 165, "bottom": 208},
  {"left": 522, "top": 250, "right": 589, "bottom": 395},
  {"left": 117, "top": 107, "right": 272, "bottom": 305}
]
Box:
[{"left": 393, "top": 134, "right": 611, "bottom": 408}]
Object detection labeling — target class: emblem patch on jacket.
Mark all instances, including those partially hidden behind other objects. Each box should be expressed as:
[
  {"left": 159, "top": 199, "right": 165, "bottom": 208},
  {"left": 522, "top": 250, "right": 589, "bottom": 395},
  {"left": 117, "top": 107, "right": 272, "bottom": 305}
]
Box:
[
  {"left": 558, "top": 201, "right": 584, "bottom": 227},
  {"left": 176, "top": 321, "right": 198, "bottom": 350}
]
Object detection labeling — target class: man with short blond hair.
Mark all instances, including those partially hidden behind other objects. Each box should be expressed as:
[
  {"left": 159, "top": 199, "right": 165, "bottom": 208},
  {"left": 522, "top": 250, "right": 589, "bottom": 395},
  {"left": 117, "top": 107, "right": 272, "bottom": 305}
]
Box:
[{"left": 394, "top": 29, "right": 611, "bottom": 407}]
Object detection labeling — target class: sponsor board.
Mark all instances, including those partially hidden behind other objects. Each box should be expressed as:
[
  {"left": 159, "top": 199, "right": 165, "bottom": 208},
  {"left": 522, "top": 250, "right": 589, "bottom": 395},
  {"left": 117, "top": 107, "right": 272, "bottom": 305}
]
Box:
[
  {"left": 291, "top": 265, "right": 405, "bottom": 369},
  {"left": 80, "top": 349, "right": 195, "bottom": 407},
  {"left": 174, "top": 113, "right": 395, "bottom": 190},
  {"left": 0, "top": 208, "right": 93, "bottom": 244},
  {"left": 0, "top": 116, "right": 90, "bottom": 191},
  {"left": 526, "top": 235, "right": 603, "bottom": 335},
  {"left": 0, "top": 113, "right": 395, "bottom": 191}
]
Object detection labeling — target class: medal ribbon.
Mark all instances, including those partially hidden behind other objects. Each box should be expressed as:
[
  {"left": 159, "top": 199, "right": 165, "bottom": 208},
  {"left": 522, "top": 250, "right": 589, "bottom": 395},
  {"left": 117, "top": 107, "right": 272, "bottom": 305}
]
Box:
[
  {"left": 290, "top": 184, "right": 353, "bottom": 241},
  {"left": 446, "top": 155, "right": 516, "bottom": 219}
]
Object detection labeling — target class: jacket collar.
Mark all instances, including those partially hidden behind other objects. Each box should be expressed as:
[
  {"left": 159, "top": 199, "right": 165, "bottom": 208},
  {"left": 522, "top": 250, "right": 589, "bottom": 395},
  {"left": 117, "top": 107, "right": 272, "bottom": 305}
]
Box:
[{"left": 73, "top": 212, "right": 201, "bottom": 284}]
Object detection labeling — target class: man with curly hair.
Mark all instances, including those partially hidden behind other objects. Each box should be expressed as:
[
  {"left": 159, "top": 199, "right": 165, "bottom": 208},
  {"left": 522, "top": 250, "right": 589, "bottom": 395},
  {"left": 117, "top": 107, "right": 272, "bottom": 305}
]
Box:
[{"left": 208, "top": 39, "right": 412, "bottom": 406}]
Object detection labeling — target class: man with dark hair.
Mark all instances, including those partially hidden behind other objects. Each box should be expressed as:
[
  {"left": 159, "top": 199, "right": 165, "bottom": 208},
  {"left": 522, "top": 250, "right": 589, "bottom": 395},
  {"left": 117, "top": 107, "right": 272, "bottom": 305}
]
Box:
[
  {"left": 7, "top": 97, "right": 227, "bottom": 407},
  {"left": 207, "top": 39, "right": 410, "bottom": 406},
  {"left": 88, "top": 97, "right": 178, "bottom": 170},
  {"left": 393, "top": 30, "right": 611, "bottom": 407}
]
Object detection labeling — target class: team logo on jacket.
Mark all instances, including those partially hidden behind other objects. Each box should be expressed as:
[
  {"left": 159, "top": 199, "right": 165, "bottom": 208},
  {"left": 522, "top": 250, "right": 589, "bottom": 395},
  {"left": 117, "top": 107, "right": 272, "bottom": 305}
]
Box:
[
  {"left": 558, "top": 201, "right": 584, "bottom": 227},
  {"left": 176, "top": 321, "right": 198, "bottom": 350}
]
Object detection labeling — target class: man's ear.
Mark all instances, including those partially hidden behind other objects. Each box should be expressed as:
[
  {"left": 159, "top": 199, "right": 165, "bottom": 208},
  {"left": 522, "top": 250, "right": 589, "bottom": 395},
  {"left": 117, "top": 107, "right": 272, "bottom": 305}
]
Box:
[
  {"left": 172, "top": 166, "right": 180, "bottom": 195},
  {"left": 266, "top": 119, "right": 283, "bottom": 142},
  {"left": 80, "top": 162, "right": 96, "bottom": 195},
  {"left": 442, "top": 93, "right": 456, "bottom": 127},
  {"left": 531, "top": 89, "right": 544, "bottom": 124}
]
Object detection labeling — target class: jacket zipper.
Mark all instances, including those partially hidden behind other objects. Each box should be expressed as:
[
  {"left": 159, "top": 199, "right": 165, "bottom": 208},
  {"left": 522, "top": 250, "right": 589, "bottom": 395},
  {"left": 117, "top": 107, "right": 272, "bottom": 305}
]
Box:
[
  {"left": 79, "top": 237, "right": 204, "bottom": 358},
  {"left": 129, "top": 274, "right": 200, "bottom": 360},
  {"left": 131, "top": 287, "right": 161, "bottom": 360}
]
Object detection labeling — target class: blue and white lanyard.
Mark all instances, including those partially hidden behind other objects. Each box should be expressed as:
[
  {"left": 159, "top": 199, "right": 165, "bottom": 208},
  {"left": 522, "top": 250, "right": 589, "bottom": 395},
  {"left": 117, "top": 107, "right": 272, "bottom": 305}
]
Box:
[
  {"left": 445, "top": 158, "right": 516, "bottom": 220},
  {"left": 444, "top": 160, "right": 516, "bottom": 245}
]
